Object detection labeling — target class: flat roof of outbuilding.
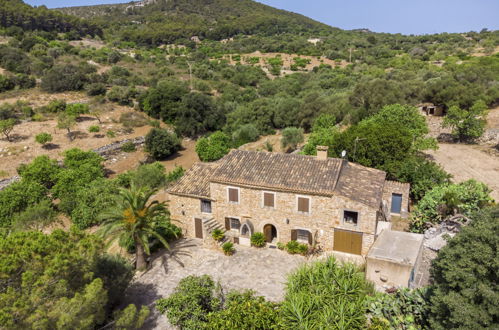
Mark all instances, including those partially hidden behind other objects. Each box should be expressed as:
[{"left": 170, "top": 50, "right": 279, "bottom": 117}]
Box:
[{"left": 367, "top": 230, "right": 424, "bottom": 266}]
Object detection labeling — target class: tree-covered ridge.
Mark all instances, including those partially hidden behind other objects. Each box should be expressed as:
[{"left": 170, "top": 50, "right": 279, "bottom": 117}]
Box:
[
  {"left": 56, "top": 0, "right": 499, "bottom": 59},
  {"left": 59, "top": 0, "right": 335, "bottom": 45},
  {"left": 0, "top": 0, "right": 102, "bottom": 37}
]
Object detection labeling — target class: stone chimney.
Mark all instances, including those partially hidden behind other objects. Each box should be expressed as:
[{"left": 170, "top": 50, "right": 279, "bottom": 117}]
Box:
[{"left": 316, "top": 146, "right": 329, "bottom": 160}]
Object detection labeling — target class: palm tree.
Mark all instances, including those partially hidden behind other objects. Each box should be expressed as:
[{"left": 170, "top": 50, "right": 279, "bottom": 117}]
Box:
[{"left": 98, "top": 184, "right": 171, "bottom": 270}]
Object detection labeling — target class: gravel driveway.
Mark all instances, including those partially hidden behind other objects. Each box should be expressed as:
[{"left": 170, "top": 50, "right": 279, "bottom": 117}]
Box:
[{"left": 124, "top": 238, "right": 306, "bottom": 329}]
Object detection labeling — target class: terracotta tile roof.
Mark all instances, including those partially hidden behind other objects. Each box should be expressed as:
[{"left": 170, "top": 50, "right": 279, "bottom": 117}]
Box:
[
  {"left": 168, "top": 149, "right": 387, "bottom": 208},
  {"left": 167, "top": 162, "right": 219, "bottom": 199},
  {"left": 335, "top": 162, "right": 386, "bottom": 209},
  {"left": 210, "top": 150, "right": 345, "bottom": 196}
]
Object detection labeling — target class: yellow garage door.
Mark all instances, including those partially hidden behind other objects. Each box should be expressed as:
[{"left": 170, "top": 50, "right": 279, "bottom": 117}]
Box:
[{"left": 333, "top": 229, "right": 362, "bottom": 255}]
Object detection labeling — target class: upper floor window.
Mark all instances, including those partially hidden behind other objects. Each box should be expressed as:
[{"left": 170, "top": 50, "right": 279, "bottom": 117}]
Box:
[
  {"left": 297, "top": 196, "right": 310, "bottom": 214},
  {"left": 200, "top": 199, "right": 212, "bottom": 213},
  {"left": 228, "top": 187, "right": 239, "bottom": 204},
  {"left": 343, "top": 210, "right": 358, "bottom": 225},
  {"left": 391, "top": 193, "right": 402, "bottom": 214},
  {"left": 263, "top": 191, "right": 275, "bottom": 208}
]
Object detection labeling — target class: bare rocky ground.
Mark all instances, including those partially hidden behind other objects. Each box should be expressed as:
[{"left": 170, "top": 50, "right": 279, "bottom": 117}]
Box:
[
  {"left": 124, "top": 238, "right": 306, "bottom": 329},
  {"left": 424, "top": 108, "right": 499, "bottom": 201}
]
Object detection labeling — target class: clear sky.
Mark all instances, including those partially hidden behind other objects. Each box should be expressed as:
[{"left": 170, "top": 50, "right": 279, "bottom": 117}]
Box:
[{"left": 25, "top": 0, "right": 499, "bottom": 35}]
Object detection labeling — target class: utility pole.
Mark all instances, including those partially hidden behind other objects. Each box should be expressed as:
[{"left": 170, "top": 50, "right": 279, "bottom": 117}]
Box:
[
  {"left": 186, "top": 61, "right": 193, "bottom": 91},
  {"left": 353, "top": 137, "right": 366, "bottom": 161}
]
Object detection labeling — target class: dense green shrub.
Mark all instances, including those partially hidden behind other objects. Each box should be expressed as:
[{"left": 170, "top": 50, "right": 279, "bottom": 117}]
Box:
[
  {"left": 250, "top": 232, "right": 266, "bottom": 247},
  {"left": 207, "top": 290, "right": 279, "bottom": 329},
  {"left": 166, "top": 165, "right": 185, "bottom": 183},
  {"left": 35, "top": 132, "right": 53, "bottom": 147},
  {"left": 88, "top": 125, "right": 100, "bottom": 133},
  {"left": 195, "top": 131, "right": 231, "bottom": 162},
  {"left": 70, "top": 179, "right": 121, "bottom": 229},
  {"left": 85, "top": 82, "right": 107, "bottom": 96},
  {"left": 428, "top": 206, "right": 499, "bottom": 329},
  {"left": 0, "top": 74, "right": 15, "bottom": 92},
  {"left": 443, "top": 100, "right": 488, "bottom": 142},
  {"left": 280, "top": 257, "right": 372, "bottom": 329},
  {"left": 392, "top": 156, "right": 451, "bottom": 201},
  {"left": 222, "top": 242, "right": 235, "bottom": 256},
  {"left": 285, "top": 240, "right": 308, "bottom": 255},
  {"left": 281, "top": 127, "right": 304, "bottom": 151},
  {"left": 107, "top": 86, "right": 135, "bottom": 105},
  {"left": 145, "top": 128, "right": 181, "bottom": 160},
  {"left": 41, "top": 64, "right": 86, "bottom": 92},
  {"left": 156, "top": 275, "right": 221, "bottom": 328},
  {"left": 0, "top": 180, "right": 48, "bottom": 228},
  {"left": 156, "top": 275, "right": 278, "bottom": 330},
  {"left": 17, "top": 155, "right": 60, "bottom": 188},
  {"left": 130, "top": 162, "right": 167, "bottom": 189},
  {"left": 232, "top": 123, "right": 259, "bottom": 147},
  {"left": 11, "top": 199, "right": 57, "bottom": 231},
  {"left": 367, "top": 288, "right": 429, "bottom": 329},
  {"left": 0, "top": 230, "right": 145, "bottom": 329},
  {"left": 410, "top": 179, "right": 493, "bottom": 232},
  {"left": 121, "top": 141, "right": 136, "bottom": 152},
  {"left": 43, "top": 99, "right": 66, "bottom": 113}
]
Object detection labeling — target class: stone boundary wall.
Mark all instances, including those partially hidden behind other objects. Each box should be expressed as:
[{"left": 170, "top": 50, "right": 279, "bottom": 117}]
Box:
[
  {"left": 92, "top": 136, "right": 145, "bottom": 159},
  {"left": 0, "top": 175, "right": 20, "bottom": 191},
  {"left": 0, "top": 136, "right": 145, "bottom": 191}
]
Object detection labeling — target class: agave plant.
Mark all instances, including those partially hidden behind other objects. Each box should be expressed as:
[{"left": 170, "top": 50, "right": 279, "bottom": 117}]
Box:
[{"left": 98, "top": 184, "right": 173, "bottom": 270}]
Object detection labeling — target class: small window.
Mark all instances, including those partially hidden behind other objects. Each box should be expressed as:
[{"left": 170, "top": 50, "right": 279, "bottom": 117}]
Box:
[
  {"left": 343, "top": 210, "right": 358, "bottom": 225},
  {"left": 391, "top": 193, "right": 402, "bottom": 214},
  {"left": 296, "top": 229, "right": 310, "bottom": 243},
  {"left": 263, "top": 192, "right": 275, "bottom": 208},
  {"left": 228, "top": 187, "right": 239, "bottom": 203},
  {"left": 230, "top": 218, "right": 241, "bottom": 230},
  {"left": 241, "top": 224, "right": 250, "bottom": 236},
  {"left": 200, "top": 200, "right": 212, "bottom": 213},
  {"left": 297, "top": 196, "right": 310, "bottom": 213}
]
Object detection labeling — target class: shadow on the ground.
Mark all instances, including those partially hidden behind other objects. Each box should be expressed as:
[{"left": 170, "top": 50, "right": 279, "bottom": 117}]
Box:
[
  {"left": 145, "top": 238, "right": 196, "bottom": 276},
  {"left": 71, "top": 130, "right": 89, "bottom": 139},
  {"left": 77, "top": 115, "right": 97, "bottom": 122},
  {"left": 9, "top": 134, "right": 29, "bottom": 142},
  {"left": 123, "top": 282, "right": 163, "bottom": 329},
  {"left": 43, "top": 143, "right": 60, "bottom": 150}
]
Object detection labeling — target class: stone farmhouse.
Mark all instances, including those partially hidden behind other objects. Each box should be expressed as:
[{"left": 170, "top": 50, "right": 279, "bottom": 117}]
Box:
[{"left": 166, "top": 147, "right": 409, "bottom": 256}]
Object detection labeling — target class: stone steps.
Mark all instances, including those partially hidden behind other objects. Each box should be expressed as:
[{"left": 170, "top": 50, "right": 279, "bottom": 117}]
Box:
[{"left": 202, "top": 218, "right": 228, "bottom": 246}]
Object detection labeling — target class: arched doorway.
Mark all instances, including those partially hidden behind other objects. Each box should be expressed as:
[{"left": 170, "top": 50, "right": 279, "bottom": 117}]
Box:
[{"left": 263, "top": 224, "right": 277, "bottom": 243}]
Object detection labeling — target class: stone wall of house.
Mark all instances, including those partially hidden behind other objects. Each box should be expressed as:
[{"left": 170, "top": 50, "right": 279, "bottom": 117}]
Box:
[
  {"left": 166, "top": 182, "right": 380, "bottom": 256},
  {"left": 166, "top": 193, "right": 203, "bottom": 238},
  {"left": 382, "top": 180, "right": 410, "bottom": 219},
  {"left": 209, "top": 182, "right": 379, "bottom": 255}
]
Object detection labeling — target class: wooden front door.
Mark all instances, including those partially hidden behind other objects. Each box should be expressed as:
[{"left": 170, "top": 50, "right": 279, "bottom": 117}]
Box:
[
  {"left": 264, "top": 224, "right": 277, "bottom": 243},
  {"left": 333, "top": 229, "right": 362, "bottom": 255},
  {"left": 194, "top": 218, "right": 203, "bottom": 239}
]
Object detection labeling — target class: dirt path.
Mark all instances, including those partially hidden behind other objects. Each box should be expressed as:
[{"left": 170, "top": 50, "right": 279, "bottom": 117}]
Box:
[{"left": 425, "top": 143, "right": 499, "bottom": 201}]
